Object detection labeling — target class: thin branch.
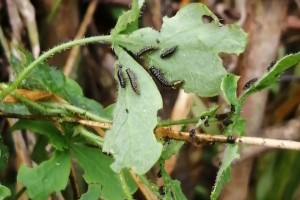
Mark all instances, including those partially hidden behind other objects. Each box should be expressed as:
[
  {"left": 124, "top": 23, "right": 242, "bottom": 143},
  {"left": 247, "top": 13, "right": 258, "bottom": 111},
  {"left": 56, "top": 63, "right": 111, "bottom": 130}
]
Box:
[
  {"left": 63, "top": 0, "right": 98, "bottom": 76},
  {"left": 155, "top": 127, "right": 300, "bottom": 151},
  {"left": 2, "top": 111, "right": 300, "bottom": 151}
]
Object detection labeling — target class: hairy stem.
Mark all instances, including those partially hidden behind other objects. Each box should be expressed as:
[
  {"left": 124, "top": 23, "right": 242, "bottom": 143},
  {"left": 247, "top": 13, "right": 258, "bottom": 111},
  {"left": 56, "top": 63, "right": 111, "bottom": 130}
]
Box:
[{"left": 0, "top": 35, "right": 112, "bottom": 101}]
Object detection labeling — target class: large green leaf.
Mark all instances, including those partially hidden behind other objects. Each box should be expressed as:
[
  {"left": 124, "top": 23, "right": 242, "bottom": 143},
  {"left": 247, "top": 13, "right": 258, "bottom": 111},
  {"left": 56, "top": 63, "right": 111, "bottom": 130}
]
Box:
[
  {"left": 72, "top": 145, "right": 137, "bottom": 200},
  {"left": 0, "top": 184, "right": 11, "bottom": 200},
  {"left": 240, "top": 52, "right": 300, "bottom": 102},
  {"left": 17, "top": 151, "right": 71, "bottom": 200},
  {"left": 115, "top": 3, "right": 247, "bottom": 96},
  {"left": 103, "top": 46, "right": 163, "bottom": 174},
  {"left": 211, "top": 145, "right": 239, "bottom": 200},
  {"left": 11, "top": 120, "right": 67, "bottom": 151}
]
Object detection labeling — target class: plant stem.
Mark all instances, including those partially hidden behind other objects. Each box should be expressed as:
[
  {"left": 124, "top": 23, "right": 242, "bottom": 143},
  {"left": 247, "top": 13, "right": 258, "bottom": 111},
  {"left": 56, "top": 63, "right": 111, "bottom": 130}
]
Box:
[
  {"left": 119, "top": 170, "right": 133, "bottom": 200},
  {"left": 157, "top": 117, "right": 199, "bottom": 126},
  {"left": 75, "top": 125, "right": 103, "bottom": 147},
  {"left": 0, "top": 35, "right": 112, "bottom": 101}
]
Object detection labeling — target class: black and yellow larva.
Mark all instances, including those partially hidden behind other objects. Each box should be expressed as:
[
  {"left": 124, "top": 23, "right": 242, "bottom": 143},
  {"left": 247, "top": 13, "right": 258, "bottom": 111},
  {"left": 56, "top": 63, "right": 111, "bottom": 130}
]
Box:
[
  {"left": 160, "top": 45, "right": 178, "bottom": 59},
  {"left": 136, "top": 46, "right": 158, "bottom": 58},
  {"left": 126, "top": 68, "right": 140, "bottom": 95},
  {"left": 149, "top": 66, "right": 174, "bottom": 87}
]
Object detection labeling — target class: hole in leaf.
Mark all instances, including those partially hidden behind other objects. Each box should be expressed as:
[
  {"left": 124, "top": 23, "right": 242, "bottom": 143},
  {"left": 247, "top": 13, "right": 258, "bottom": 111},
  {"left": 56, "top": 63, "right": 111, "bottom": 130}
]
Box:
[{"left": 202, "top": 15, "right": 214, "bottom": 24}]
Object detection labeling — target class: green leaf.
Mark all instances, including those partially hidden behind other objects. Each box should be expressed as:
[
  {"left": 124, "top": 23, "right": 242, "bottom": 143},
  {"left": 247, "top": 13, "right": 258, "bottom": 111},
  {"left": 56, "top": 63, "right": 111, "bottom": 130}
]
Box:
[
  {"left": 241, "top": 52, "right": 300, "bottom": 102},
  {"left": 221, "top": 74, "right": 239, "bottom": 106},
  {"left": 221, "top": 74, "right": 244, "bottom": 135},
  {"left": 17, "top": 151, "right": 71, "bottom": 200},
  {"left": 211, "top": 145, "right": 240, "bottom": 200},
  {"left": 0, "top": 102, "right": 31, "bottom": 115},
  {"left": 0, "top": 139, "right": 9, "bottom": 172},
  {"left": 11, "top": 120, "right": 67, "bottom": 151},
  {"left": 115, "top": 3, "right": 247, "bottom": 96},
  {"left": 58, "top": 78, "right": 110, "bottom": 121},
  {"left": 79, "top": 184, "right": 102, "bottom": 200},
  {"left": 103, "top": 46, "right": 163, "bottom": 174},
  {"left": 72, "top": 145, "right": 137, "bottom": 200},
  {"left": 159, "top": 160, "right": 187, "bottom": 200},
  {"left": 161, "top": 140, "right": 184, "bottom": 160},
  {"left": 0, "top": 184, "right": 11, "bottom": 200},
  {"left": 163, "top": 180, "right": 187, "bottom": 200},
  {"left": 10, "top": 48, "right": 66, "bottom": 92},
  {"left": 111, "top": 0, "right": 144, "bottom": 35}
]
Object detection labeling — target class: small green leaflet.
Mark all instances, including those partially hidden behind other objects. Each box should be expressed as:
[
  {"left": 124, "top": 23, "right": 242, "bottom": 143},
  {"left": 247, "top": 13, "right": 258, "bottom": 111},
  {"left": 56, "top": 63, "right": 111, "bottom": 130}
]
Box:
[
  {"left": 111, "top": 0, "right": 144, "bottom": 35},
  {"left": 17, "top": 151, "right": 71, "bottom": 200},
  {"left": 11, "top": 120, "right": 67, "bottom": 151},
  {"left": 72, "top": 145, "right": 137, "bottom": 200},
  {"left": 221, "top": 74, "right": 244, "bottom": 135},
  {"left": 103, "top": 46, "right": 163, "bottom": 174},
  {"left": 211, "top": 145, "right": 240, "bottom": 200},
  {"left": 0, "top": 184, "right": 11, "bottom": 200},
  {"left": 240, "top": 52, "right": 300, "bottom": 102},
  {"left": 115, "top": 3, "right": 247, "bottom": 96},
  {"left": 79, "top": 184, "right": 102, "bottom": 200}
]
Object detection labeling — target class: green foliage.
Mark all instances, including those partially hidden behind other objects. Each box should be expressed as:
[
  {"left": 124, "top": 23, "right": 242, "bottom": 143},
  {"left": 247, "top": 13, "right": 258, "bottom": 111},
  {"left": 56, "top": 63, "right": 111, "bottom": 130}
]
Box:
[
  {"left": 0, "top": 185, "right": 11, "bottom": 200},
  {"left": 10, "top": 48, "right": 65, "bottom": 93},
  {"left": 111, "top": 0, "right": 144, "bottom": 35},
  {"left": 103, "top": 46, "right": 163, "bottom": 174},
  {"left": 17, "top": 151, "right": 71, "bottom": 200},
  {"left": 160, "top": 140, "right": 185, "bottom": 160},
  {"left": 159, "top": 160, "right": 187, "bottom": 200},
  {"left": 72, "top": 145, "right": 137, "bottom": 200},
  {"left": 79, "top": 184, "right": 102, "bottom": 200},
  {"left": 12, "top": 120, "right": 68, "bottom": 151},
  {"left": 241, "top": 52, "right": 300, "bottom": 102},
  {"left": 211, "top": 145, "right": 240, "bottom": 200},
  {"left": 114, "top": 3, "right": 247, "bottom": 96},
  {"left": 0, "top": 102, "right": 31, "bottom": 115}
]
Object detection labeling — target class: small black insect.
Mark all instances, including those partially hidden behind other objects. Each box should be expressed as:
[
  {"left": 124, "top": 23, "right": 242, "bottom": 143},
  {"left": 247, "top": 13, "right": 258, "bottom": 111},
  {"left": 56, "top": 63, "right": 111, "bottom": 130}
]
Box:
[
  {"left": 200, "top": 116, "right": 207, "bottom": 121},
  {"left": 125, "top": 109, "right": 129, "bottom": 113},
  {"left": 267, "top": 61, "right": 276, "bottom": 71},
  {"left": 126, "top": 68, "right": 140, "bottom": 95},
  {"left": 189, "top": 129, "right": 196, "bottom": 140},
  {"left": 136, "top": 46, "right": 158, "bottom": 58},
  {"left": 204, "top": 120, "right": 209, "bottom": 127},
  {"left": 243, "top": 78, "right": 258, "bottom": 90},
  {"left": 157, "top": 170, "right": 162, "bottom": 178},
  {"left": 160, "top": 45, "right": 178, "bottom": 59},
  {"left": 150, "top": 66, "right": 174, "bottom": 87},
  {"left": 226, "top": 135, "right": 236, "bottom": 144},
  {"left": 158, "top": 186, "right": 165, "bottom": 195},
  {"left": 117, "top": 67, "right": 126, "bottom": 88},
  {"left": 223, "top": 118, "right": 234, "bottom": 126},
  {"left": 230, "top": 104, "right": 235, "bottom": 113},
  {"left": 156, "top": 39, "right": 160, "bottom": 43}
]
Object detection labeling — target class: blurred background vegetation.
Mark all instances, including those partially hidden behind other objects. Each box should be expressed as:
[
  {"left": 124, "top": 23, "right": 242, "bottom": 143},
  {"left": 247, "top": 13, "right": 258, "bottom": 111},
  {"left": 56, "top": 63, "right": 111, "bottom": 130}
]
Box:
[{"left": 0, "top": 0, "right": 300, "bottom": 199}]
